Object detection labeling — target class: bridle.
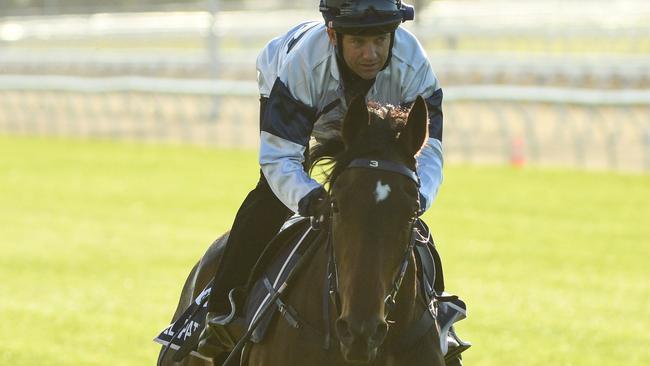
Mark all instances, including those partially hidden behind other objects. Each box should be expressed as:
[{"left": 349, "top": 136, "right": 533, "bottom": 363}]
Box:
[{"left": 325, "top": 157, "right": 421, "bottom": 325}]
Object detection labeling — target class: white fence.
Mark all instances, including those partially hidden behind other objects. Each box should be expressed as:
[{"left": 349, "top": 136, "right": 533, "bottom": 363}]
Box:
[
  {"left": 2, "top": 6, "right": 650, "bottom": 87},
  {"left": 1, "top": 75, "right": 648, "bottom": 172},
  {"left": 1, "top": 4, "right": 649, "bottom": 171}
]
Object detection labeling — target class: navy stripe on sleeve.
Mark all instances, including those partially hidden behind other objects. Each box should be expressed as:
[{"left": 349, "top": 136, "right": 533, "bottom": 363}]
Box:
[
  {"left": 261, "top": 78, "right": 318, "bottom": 147},
  {"left": 425, "top": 88, "right": 443, "bottom": 141},
  {"left": 286, "top": 23, "right": 319, "bottom": 54}
]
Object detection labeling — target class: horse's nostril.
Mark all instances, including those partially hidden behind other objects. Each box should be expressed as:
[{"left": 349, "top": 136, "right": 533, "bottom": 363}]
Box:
[
  {"left": 336, "top": 317, "right": 388, "bottom": 346},
  {"left": 335, "top": 318, "right": 352, "bottom": 341}
]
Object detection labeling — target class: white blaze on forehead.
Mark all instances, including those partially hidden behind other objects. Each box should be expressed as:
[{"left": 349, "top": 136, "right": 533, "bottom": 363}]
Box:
[{"left": 374, "top": 180, "right": 392, "bottom": 203}]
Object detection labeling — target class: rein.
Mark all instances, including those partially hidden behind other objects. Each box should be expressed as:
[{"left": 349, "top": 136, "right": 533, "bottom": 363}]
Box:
[
  {"left": 326, "top": 221, "right": 418, "bottom": 321},
  {"left": 326, "top": 157, "right": 420, "bottom": 328},
  {"left": 268, "top": 157, "right": 423, "bottom": 352}
]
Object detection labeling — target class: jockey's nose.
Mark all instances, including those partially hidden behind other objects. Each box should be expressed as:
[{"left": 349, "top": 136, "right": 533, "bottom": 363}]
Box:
[
  {"left": 361, "top": 43, "right": 379, "bottom": 60},
  {"left": 336, "top": 315, "right": 388, "bottom": 348}
]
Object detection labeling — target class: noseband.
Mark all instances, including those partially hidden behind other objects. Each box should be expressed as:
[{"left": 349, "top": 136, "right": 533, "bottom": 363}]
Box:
[{"left": 326, "top": 157, "right": 421, "bottom": 322}]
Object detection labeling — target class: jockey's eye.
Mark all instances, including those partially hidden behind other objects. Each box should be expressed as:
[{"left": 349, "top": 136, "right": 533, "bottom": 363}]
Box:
[
  {"left": 348, "top": 37, "right": 364, "bottom": 47},
  {"left": 374, "top": 35, "right": 389, "bottom": 46}
]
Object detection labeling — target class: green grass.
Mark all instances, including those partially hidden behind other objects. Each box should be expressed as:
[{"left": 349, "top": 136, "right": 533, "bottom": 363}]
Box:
[{"left": 1, "top": 135, "right": 648, "bottom": 365}]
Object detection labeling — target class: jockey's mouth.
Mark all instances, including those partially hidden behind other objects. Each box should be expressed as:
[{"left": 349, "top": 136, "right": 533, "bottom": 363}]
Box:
[
  {"left": 356, "top": 63, "right": 381, "bottom": 76},
  {"left": 359, "top": 63, "right": 379, "bottom": 69}
]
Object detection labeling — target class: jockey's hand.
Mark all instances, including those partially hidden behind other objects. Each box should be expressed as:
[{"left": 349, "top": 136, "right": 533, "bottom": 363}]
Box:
[{"left": 298, "top": 186, "right": 329, "bottom": 229}]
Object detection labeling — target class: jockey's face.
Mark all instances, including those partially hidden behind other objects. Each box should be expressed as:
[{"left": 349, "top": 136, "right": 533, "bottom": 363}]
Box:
[{"left": 340, "top": 33, "right": 391, "bottom": 80}]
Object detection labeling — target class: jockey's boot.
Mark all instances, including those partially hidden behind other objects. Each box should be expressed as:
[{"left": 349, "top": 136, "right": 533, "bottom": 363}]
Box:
[
  {"left": 197, "top": 288, "right": 246, "bottom": 358},
  {"left": 436, "top": 294, "right": 472, "bottom": 363},
  {"left": 445, "top": 326, "right": 471, "bottom": 365}
]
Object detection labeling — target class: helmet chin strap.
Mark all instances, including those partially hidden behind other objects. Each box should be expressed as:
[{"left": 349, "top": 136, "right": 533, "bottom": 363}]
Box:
[{"left": 382, "top": 31, "right": 396, "bottom": 71}]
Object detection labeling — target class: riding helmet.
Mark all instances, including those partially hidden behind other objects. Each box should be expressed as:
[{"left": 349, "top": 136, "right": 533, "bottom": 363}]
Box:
[{"left": 319, "top": 0, "right": 415, "bottom": 35}]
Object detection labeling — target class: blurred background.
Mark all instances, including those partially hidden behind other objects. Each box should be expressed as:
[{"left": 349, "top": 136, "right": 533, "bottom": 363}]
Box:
[
  {"left": 1, "top": 1, "right": 649, "bottom": 366},
  {"left": 1, "top": 0, "right": 649, "bottom": 170}
]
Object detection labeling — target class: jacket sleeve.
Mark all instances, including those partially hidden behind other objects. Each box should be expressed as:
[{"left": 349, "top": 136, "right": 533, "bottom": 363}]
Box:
[
  {"left": 259, "top": 77, "right": 322, "bottom": 213},
  {"left": 415, "top": 88, "right": 444, "bottom": 212},
  {"left": 403, "top": 57, "right": 444, "bottom": 212}
]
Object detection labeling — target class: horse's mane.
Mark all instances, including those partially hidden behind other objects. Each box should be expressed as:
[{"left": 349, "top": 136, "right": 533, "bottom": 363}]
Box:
[{"left": 309, "top": 102, "right": 414, "bottom": 190}]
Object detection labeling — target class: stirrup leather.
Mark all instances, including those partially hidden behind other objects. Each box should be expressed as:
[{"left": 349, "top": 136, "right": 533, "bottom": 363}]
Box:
[{"left": 198, "top": 289, "right": 245, "bottom": 355}]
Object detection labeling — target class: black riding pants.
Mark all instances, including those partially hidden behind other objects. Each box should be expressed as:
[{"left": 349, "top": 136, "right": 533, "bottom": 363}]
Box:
[
  {"left": 206, "top": 170, "right": 291, "bottom": 313},
  {"left": 207, "top": 97, "right": 293, "bottom": 313}
]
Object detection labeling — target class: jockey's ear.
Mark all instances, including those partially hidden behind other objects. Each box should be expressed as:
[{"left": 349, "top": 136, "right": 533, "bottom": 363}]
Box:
[
  {"left": 326, "top": 27, "right": 337, "bottom": 46},
  {"left": 342, "top": 95, "right": 369, "bottom": 148},
  {"left": 399, "top": 96, "right": 429, "bottom": 157}
]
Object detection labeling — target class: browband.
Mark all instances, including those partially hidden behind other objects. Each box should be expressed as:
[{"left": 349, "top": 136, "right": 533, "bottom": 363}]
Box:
[{"left": 346, "top": 158, "right": 420, "bottom": 186}]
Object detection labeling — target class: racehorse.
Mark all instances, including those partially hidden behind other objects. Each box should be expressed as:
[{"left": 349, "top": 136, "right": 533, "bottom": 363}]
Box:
[{"left": 157, "top": 95, "right": 445, "bottom": 366}]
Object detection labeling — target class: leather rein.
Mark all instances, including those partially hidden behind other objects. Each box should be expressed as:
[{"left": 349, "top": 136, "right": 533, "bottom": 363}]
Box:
[
  {"left": 271, "top": 158, "right": 424, "bottom": 351},
  {"left": 324, "top": 157, "right": 421, "bottom": 342}
]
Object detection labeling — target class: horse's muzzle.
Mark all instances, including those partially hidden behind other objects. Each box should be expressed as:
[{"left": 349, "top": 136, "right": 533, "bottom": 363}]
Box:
[{"left": 336, "top": 316, "right": 388, "bottom": 363}]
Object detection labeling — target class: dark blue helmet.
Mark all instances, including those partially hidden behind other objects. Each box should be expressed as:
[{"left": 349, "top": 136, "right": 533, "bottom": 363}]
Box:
[{"left": 320, "top": 0, "right": 415, "bottom": 35}]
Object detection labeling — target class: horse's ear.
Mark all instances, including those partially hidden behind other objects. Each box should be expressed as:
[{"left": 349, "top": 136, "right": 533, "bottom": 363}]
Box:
[
  {"left": 342, "top": 95, "right": 369, "bottom": 148},
  {"left": 399, "top": 96, "right": 429, "bottom": 156}
]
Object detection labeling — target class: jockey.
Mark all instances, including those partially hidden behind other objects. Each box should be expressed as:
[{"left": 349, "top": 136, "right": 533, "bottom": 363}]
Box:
[{"left": 198, "top": 0, "right": 467, "bottom": 363}]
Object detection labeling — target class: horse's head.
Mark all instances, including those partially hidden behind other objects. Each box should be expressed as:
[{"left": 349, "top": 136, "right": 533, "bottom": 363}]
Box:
[{"left": 326, "top": 95, "right": 428, "bottom": 363}]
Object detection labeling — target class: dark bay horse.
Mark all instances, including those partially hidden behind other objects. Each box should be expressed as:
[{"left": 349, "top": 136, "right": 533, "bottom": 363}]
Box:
[{"left": 158, "top": 95, "right": 444, "bottom": 366}]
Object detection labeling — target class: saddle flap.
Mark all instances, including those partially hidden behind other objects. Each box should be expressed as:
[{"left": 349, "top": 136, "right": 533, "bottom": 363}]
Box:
[
  {"left": 243, "top": 221, "right": 318, "bottom": 343},
  {"left": 246, "top": 216, "right": 309, "bottom": 290}
]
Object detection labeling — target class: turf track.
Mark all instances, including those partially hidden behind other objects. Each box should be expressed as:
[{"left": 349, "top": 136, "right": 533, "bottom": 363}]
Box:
[{"left": 0, "top": 136, "right": 648, "bottom": 365}]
